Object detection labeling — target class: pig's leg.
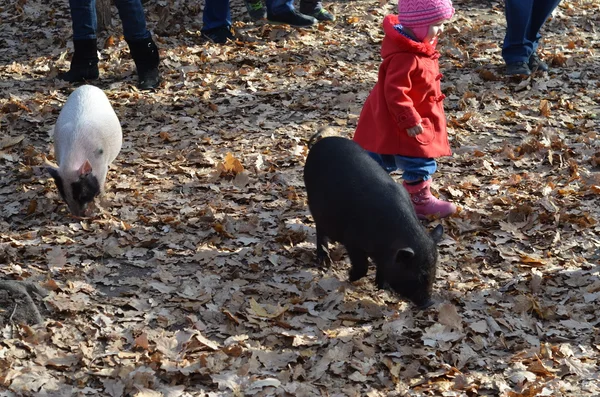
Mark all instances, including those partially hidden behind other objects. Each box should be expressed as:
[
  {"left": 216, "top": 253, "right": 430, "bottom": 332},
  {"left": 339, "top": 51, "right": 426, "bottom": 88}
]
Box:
[
  {"left": 347, "top": 246, "right": 369, "bottom": 282},
  {"left": 315, "top": 226, "right": 331, "bottom": 266},
  {"left": 372, "top": 253, "right": 393, "bottom": 289},
  {"left": 375, "top": 266, "right": 385, "bottom": 289}
]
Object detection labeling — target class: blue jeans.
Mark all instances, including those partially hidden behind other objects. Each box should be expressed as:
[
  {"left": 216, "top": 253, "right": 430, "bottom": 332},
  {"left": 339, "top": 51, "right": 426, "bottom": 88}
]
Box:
[
  {"left": 202, "top": 0, "right": 231, "bottom": 31},
  {"left": 265, "top": 0, "right": 294, "bottom": 15},
  {"left": 69, "top": 0, "right": 150, "bottom": 41},
  {"left": 368, "top": 153, "right": 437, "bottom": 182},
  {"left": 502, "top": 0, "right": 561, "bottom": 64}
]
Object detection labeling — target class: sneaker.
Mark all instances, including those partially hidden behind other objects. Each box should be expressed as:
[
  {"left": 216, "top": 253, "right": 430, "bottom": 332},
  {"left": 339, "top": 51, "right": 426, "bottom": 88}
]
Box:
[
  {"left": 267, "top": 9, "right": 317, "bottom": 27},
  {"left": 301, "top": 7, "right": 335, "bottom": 22},
  {"left": 528, "top": 53, "right": 548, "bottom": 72},
  {"left": 245, "top": 0, "right": 266, "bottom": 21},
  {"left": 505, "top": 61, "right": 531, "bottom": 76},
  {"left": 201, "top": 26, "right": 235, "bottom": 44}
]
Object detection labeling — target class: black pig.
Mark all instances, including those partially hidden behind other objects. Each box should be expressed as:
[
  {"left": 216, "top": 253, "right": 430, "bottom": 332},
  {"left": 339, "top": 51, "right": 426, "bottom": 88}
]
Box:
[{"left": 303, "top": 135, "right": 443, "bottom": 308}]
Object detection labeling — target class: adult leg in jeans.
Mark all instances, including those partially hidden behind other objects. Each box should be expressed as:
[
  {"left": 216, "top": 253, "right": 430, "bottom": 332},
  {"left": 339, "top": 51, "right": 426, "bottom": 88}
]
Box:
[
  {"left": 265, "top": 0, "right": 293, "bottom": 15},
  {"left": 502, "top": 0, "right": 534, "bottom": 69},
  {"left": 526, "top": 0, "right": 561, "bottom": 71},
  {"left": 58, "top": 0, "right": 99, "bottom": 82},
  {"left": 115, "top": 0, "right": 151, "bottom": 42},
  {"left": 265, "top": 0, "right": 316, "bottom": 27},
  {"left": 70, "top": 0, "right": 97, "bottom": 41},
  {"left": 115, "top": 0, "right": 161, "bottom": 89},
  {"left": 201, "top": 0, "right": 233, "bottom": 44},
  {"left": 528, "top": 0, "right": 561, "bottom": 53}
]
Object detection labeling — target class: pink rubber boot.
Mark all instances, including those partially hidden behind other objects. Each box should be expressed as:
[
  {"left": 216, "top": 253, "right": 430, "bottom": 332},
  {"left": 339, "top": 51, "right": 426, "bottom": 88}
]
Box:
[{"left": 403, "top": 179, "right": 456, "bottom": 220}]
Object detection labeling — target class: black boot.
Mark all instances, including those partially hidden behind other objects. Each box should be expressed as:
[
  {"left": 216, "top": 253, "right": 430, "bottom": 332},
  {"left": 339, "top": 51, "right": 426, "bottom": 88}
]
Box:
[
  {"left": 127, "top": 36, "right": 161, "bottom": 90},
  {"left": 58, "top": 39, "right": 99, "bottom": 82}
]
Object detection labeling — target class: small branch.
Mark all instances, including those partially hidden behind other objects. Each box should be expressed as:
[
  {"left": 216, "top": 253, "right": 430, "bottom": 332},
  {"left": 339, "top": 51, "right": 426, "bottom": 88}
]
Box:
[
  {"left": 89, "top": 351, "right": 120, "bottom": 368},
  {"left": 9, "top": 303, "right": 17, "bottom": 322}
]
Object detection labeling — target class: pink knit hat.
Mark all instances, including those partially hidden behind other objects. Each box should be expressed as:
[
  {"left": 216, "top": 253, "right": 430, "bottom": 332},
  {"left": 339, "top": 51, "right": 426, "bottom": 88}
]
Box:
[{"left": 398, "top": 0, "right": 455, "bottom": 41}]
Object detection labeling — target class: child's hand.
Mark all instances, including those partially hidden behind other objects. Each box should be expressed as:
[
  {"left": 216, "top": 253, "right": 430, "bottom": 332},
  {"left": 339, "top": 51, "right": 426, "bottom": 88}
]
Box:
[{"left": 406, "top": 124, "right": 423, "bottom": 137}]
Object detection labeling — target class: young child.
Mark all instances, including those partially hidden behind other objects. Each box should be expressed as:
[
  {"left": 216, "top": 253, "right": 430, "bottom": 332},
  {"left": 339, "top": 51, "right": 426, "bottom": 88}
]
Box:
[{"left": 353, "top": 0, "right": 456, "bottom": 219}]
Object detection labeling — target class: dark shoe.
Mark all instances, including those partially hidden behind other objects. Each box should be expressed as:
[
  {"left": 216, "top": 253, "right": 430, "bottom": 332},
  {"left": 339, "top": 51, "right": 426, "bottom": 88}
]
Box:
[
  {"left": 201, "top": 26, "right": 235, "bottom": 44},
  {"left": 127, "top": 37, "right": 161, "bottom": 90},
  {"left": 306, "top": 8, "right": 335, "bottom": 22},
  {"left": 505, "top": 62, "right": 531, "bottom": 76},
  {"left": 58, "top": 39, "right": 99, "bottom": 82},
  {"left": 528, "top": 53, "right": 548, "bottom": 72},
  {"left": 244, "top": 0, "right": 266, "bottom": 21},
  {"left": 299, "top": 2, "right": 335, "bottom": 22},
  {"left": 267, "top": 9, "right": 317, "bottom": 27}
]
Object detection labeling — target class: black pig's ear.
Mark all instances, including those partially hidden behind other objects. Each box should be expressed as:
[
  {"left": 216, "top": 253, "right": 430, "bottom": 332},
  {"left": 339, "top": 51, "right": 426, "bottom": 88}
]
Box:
[
  {"left": 395, "top": 247, "right": 415, "bottom": 262},
  {"left": 47, "top": 166, "right": 66, "bottom": 200},
  {"left": 47, "top": 166, "right": 60, "bottom": 181},
  {"left": 430, "top": 224, "right": 444, "bottom": 243}
]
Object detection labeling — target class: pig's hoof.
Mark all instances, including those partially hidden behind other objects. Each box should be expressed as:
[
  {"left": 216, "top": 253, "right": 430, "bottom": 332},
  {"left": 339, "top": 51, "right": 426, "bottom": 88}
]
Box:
[
  {"left": 317, "top": 255, "right": 332, "bottom": 267},
  {"left": 348, "top": 269, "right": 367, "bottom": 282},
  {"left": 316, "top": 248, "right": 332, "bottom": 267},
  {"left": 417, "top": 299, "right": 435, "bottom": 310}
]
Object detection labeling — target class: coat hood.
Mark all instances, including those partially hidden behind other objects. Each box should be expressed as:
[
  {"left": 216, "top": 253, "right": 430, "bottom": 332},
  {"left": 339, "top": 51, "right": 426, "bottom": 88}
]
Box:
[{"left": 381, "top": 14, "right": 438, "bottom": 59}]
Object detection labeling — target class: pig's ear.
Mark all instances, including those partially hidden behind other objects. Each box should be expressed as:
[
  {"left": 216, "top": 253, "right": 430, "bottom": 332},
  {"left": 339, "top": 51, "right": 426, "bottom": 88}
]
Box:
[
  {"left": 78, "top": 160, "right": 93, "bottom": 176},
  {"left": 47, "top": 166, "right": 60, "bottom": 181},
  {"left": 430, "top": 224, "right": 444, "bottom": 243},
  {"left": 396, "top": 247, "right": 415, "bottom": 261},
  {"left": 47, "top": 166, "right": 66, "bottom": 198}
]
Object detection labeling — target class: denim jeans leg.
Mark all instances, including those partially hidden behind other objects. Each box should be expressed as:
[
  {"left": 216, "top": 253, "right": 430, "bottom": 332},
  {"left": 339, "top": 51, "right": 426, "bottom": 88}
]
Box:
[
  {"left": 265, "top": 0, "right": 294, "bottom": 15},
  {"left": 367, "top": 152, "right": 399, "bottom": 174},
  {"left": 114, "top": 0, "right": 150, "bottom": 41},
  {"left": 527, "top": 0, "right": 561, "bottom": 53},
  {"left": 202, "top": 0, "right": 231, "bottom": 31},
  {"left": 502, "top": 0, "right": 534, "bottom": 64},
  {"left": 393, "top": 156, "right": 437, "bottom": 182},
  {"left": 70, "top": 0, "right": 97, "bottom": 40}
]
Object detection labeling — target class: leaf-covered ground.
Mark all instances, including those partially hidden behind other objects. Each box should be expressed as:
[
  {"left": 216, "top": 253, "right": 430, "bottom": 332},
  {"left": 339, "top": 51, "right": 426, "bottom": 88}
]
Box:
[{"left": 1, "top": 0, "right": 600, "bottom": 395}]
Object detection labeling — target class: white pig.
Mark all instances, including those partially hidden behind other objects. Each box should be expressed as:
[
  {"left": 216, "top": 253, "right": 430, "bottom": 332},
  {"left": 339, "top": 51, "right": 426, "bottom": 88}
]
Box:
[{"left": 47, "top": 85, "right": 122, "bottom": 216}]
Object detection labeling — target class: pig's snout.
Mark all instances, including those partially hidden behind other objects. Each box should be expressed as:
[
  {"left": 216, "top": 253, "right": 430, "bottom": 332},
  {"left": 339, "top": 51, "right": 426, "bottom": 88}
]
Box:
[{"left": 384, "top": 281, "right": 433, "bottom": 310}]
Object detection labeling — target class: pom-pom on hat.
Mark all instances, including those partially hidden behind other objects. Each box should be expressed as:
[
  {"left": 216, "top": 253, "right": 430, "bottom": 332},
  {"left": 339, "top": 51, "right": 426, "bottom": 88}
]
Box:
[{"left": 398, "top": 0, "right": 455, "bottom": 41}]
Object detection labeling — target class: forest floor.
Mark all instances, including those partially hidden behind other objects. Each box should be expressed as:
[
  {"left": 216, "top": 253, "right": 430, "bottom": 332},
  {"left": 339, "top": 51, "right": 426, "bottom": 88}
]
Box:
[{"left": 1, "top": 0, "right": 599, "bottom": 396}]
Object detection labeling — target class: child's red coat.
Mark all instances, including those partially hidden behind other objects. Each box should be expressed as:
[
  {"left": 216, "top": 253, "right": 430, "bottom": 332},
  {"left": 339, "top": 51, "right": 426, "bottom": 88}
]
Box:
[{"left": 353, "top": 14, "right": 452, "bottom": 158}]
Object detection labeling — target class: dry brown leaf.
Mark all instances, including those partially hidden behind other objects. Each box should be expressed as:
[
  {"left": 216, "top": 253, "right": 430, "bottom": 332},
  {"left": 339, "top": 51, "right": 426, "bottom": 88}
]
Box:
[
  {"left": 135, "top": 333, "right": 150, "bottom": 350},
  {"left": 223, "top": 152, "right": 244, "bottom": 174},
  {"left": 0, "top": 135, "right": 24, "bottom": 149}
]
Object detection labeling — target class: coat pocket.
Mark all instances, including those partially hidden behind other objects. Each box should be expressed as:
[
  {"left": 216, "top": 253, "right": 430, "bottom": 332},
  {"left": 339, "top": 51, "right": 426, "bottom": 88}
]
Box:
[{"left": 415, "top": 118, "right": 435, "bottom": 145}]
